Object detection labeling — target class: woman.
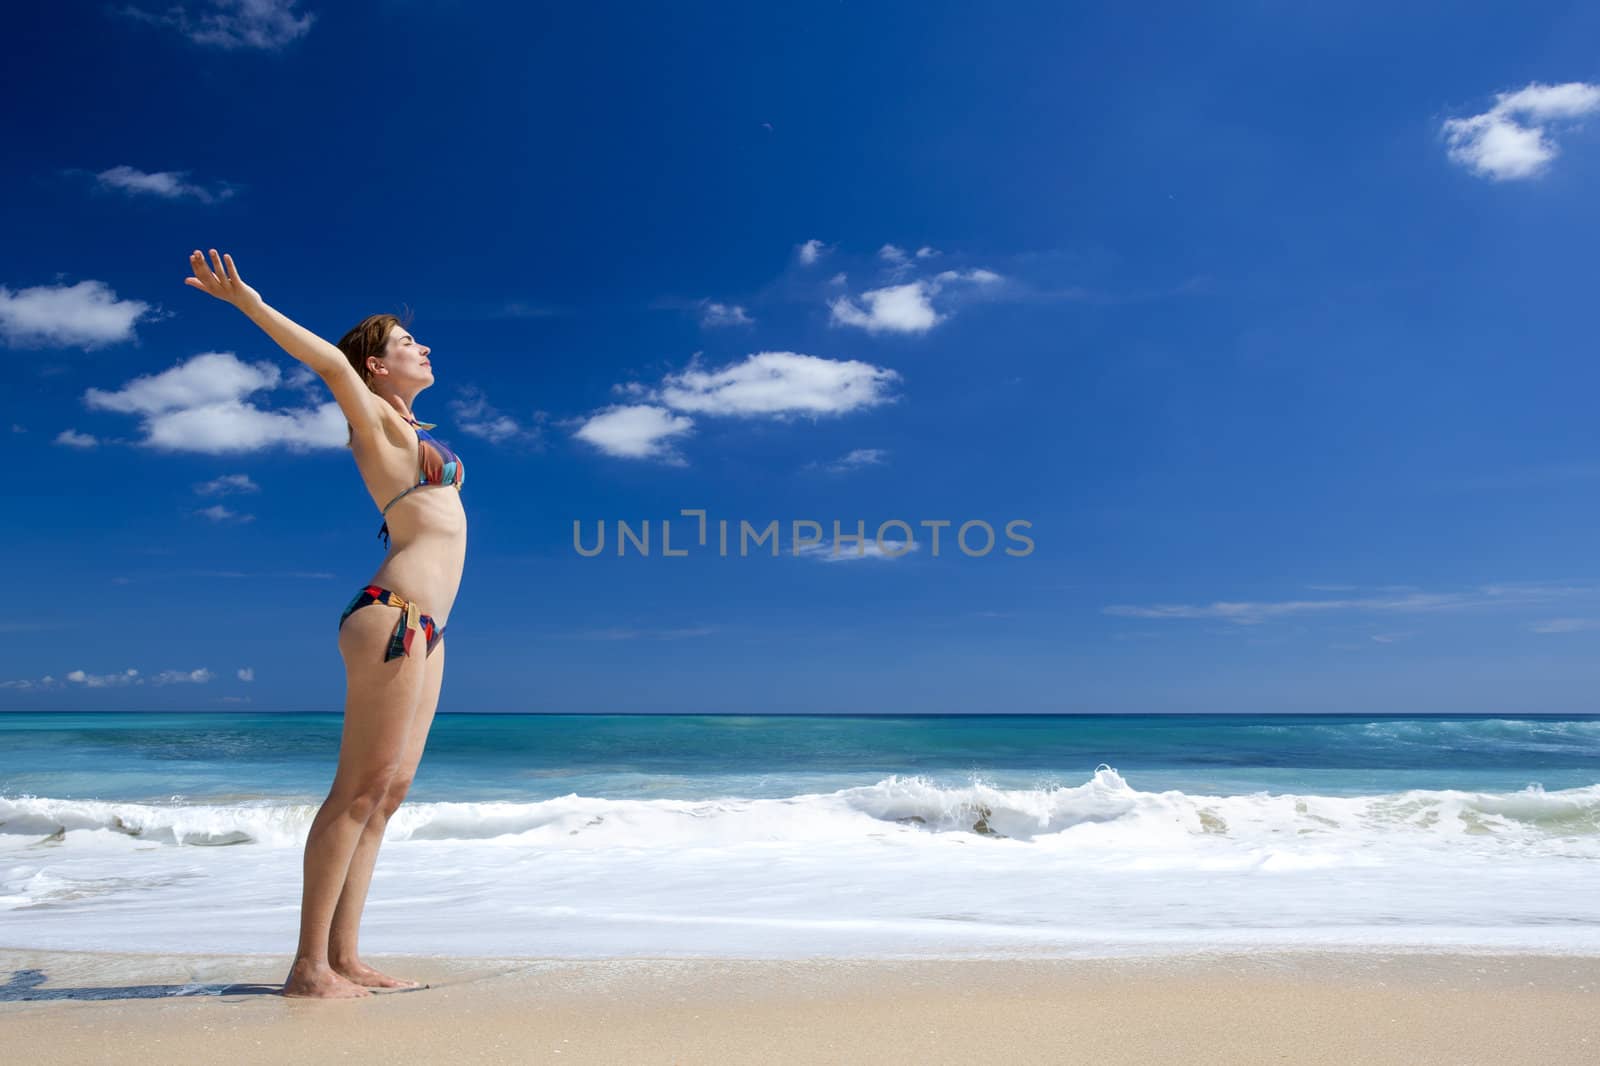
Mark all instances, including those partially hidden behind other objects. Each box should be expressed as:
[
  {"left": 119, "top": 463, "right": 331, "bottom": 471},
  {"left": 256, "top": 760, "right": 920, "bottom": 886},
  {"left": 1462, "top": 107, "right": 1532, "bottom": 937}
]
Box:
[{"left": 185, "top": 249, "right": 467, "bottom": 999}]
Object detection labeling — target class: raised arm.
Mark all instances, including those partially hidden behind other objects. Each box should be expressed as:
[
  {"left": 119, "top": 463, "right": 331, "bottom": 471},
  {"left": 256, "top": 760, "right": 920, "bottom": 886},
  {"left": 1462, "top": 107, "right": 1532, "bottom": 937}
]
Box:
[{"left": 184, "top": 248, "right": 384, "bottom": 432}]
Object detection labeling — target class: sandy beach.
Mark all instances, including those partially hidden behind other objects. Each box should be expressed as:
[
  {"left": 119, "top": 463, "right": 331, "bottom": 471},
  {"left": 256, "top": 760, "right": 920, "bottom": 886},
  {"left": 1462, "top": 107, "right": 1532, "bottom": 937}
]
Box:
[{"left": 1, "top": 948, "right": 1595, "bottom": 1065}]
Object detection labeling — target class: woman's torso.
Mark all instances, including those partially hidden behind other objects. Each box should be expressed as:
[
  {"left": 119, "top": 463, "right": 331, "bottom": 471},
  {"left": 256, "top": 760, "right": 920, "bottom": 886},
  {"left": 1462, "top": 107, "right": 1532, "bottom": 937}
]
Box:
[{"left": 350, "top": 406, "right": 467, "bottom": 626}]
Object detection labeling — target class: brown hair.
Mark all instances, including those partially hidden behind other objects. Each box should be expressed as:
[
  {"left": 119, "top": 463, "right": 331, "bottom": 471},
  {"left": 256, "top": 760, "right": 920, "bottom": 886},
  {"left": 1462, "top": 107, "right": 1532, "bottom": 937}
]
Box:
[{"left": 335, "top": 307, "right": 413, "bottom": 448}]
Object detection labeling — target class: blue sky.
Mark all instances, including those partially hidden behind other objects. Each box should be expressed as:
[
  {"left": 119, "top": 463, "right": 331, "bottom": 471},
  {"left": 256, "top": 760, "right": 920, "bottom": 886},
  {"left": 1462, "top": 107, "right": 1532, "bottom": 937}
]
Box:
[{"left": 4, "top": 1, "right": 1600, "bottom": 714}]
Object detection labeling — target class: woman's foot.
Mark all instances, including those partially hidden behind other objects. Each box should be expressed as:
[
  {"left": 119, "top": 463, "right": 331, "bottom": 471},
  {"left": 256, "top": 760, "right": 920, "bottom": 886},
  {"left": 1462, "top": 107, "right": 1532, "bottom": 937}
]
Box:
[
  {"left": 331, "top": 957, "right": 423, "bottom": 990},
  {"left": 282, "top": 957, "right": 373, "bottom": 998}
]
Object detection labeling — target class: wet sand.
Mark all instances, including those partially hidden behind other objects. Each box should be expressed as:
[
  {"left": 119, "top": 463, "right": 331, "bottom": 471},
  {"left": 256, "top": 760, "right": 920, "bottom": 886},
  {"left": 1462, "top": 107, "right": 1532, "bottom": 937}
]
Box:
[{"left": 1, "top": 948, "right": 1596, "bottom": 1065}]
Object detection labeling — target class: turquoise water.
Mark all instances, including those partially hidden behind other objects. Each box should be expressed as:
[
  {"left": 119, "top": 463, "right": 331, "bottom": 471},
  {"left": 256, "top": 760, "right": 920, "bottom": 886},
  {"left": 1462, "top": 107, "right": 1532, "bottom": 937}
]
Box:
[{"left": 2, "top": 712, "right": 1596, "bottom": 803}]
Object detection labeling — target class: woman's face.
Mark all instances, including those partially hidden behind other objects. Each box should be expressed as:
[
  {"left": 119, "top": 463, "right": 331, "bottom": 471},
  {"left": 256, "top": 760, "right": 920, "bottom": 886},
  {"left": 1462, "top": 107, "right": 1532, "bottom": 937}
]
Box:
[{"left": 372, "top": 324, "right": 433, "bottom": 385}]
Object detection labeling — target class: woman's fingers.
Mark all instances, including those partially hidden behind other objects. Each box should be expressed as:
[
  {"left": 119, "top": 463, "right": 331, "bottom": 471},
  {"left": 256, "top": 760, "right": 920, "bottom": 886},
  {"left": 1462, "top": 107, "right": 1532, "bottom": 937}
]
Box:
[
  {"left": 184, "top": 249, "right": 258, "bottom": 307},
  {"left": 190, "top": 249, "right": 218, "bottom": 286}
]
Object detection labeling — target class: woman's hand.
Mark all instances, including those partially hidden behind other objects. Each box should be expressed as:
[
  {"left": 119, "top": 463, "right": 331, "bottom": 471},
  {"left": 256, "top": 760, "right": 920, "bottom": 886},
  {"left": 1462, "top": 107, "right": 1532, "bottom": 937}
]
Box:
[{"left": 183, "top": 248, "right": 262, "bottom": 310}]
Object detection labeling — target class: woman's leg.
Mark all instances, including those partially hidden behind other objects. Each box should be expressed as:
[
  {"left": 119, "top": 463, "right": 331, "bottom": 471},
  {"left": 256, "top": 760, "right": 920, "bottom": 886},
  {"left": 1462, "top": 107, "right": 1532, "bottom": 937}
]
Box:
[
  {"left": 328, "top": 637, "right": 447, "bottom": 987},
  {"left": 282, "top": 608, "right": 430, "bottom": 999}
]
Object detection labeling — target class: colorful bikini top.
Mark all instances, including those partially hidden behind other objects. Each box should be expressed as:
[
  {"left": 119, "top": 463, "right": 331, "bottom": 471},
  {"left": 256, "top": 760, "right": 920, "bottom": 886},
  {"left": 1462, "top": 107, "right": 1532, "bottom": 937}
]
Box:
[{"left": 376, "top": 415, "right": 465, "bottom": 548}]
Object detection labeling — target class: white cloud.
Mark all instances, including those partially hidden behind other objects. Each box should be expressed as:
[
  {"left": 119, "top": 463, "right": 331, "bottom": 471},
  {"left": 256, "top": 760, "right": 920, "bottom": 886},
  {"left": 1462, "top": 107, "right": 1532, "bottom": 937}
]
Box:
[
  {"left": 195, "top": 473, "right": 259, "bottom": 496},
  {"left": 655, "top": 351, "right": 900, "bottom": 418},
  {"left": 237, "top": 667, "right": 255, "bottom": 681},
  {"left": 572, "top": 626, "right": 718, "bottom": 640},
  {"left": 196, "top": 504, "right": 253, "bottom": 523},
  {"left": 934, "top": 268, "right": 1003, "bottom": 286},
  {"left": 55, "top": 429, "right": 98, "bottom": 448},
  {"left": 1528, "top": 618, "right": 1600, "bottom": 634},
  {"left": 118, "top": 0, "right": 316, "bottom": 51},
  {"left": 1106, "top": 583, "right": 1588, "bottom": 625},
  {"left": 145, "top": 401, "right": 343, "bottom": 453},
  {"left": 579, "top": 351, "right": 898, "bottom": 462},
  {"left": 915, "top": 246, "right": 940, "bottom": 259},
  {"left": 0, "top": 279, "right": 152, "bottom": 350},
  {"left": 449, "top": 384, "right": 544, "bottom": 446},
  {"left": 67, "top": 668, "right": 141, "bottom": 688},
  {"left": 1442, "top": 81, "right": 1600, "bottom": 180},
  {"left": 797, "top": 239, "right": 827, "bottom": 265},
  {"left": 835, "top": 447, "right": 886, "bottom": 466},
  {"left": 878, "top": 244, "right": 910, "bottom": 266},
  {"left": 698, "top": 300, "right": 753, "bottom": 327},
  {"left": 1, "top": 665, "right": 215, "bottom": 689},
  {"left": 84, "top": 351, "right": 345, "bottom": 453},
  {"left": 827, "top": 272, "right": 848, "bottom": 286},
  {"left": 795, "top": 538, "right": 919, "bottom": 563},
  {"left": 153, "top": 668, "right": 213, "bottom": 685},
  {"left": 86, "top": 351, "right": 279, "bottom": 414},
  {"left": 0, "top": 675, "right": 59, "bottom": 690},
  {"left": 829, "top": 281, "right": 943, "bottom": 334},
  {"left": 94, "top": 165, "right": 235, "bottom": 203},
  {"left": 829, "top": 266, "right": 1006, "bottom": 335},
  {"left": 574, "top": 404, "right": 695, "bottom": 462},
  {"left": 810, "top": 447, "right": 887, "bottom": 473}
]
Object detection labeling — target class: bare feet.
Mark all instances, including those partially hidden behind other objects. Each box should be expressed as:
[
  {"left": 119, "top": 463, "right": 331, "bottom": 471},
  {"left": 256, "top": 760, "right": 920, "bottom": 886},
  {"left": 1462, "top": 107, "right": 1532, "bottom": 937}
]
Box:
[
  {"left": 282, "top": 957, "right": 373, "bottom": 998},
  {"left": 332, "top": 957, "right": 424, "bottom": 990}
]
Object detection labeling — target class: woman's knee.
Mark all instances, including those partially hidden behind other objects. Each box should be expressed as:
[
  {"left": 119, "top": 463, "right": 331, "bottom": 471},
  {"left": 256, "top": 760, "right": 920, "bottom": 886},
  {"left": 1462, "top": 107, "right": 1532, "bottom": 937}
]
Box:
[
  {"left": 331, "top": 765, "right": 404, "bottom": 821},
  {"left": 378, "top": 774, "right": 414, "bottom": 818}
]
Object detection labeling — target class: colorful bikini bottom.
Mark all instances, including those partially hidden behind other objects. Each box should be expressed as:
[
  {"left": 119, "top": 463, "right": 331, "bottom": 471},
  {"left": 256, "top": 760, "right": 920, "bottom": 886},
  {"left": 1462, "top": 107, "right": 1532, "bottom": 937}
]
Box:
[{"left": 338, "top": 584, "right": 447, "bottom": 661}]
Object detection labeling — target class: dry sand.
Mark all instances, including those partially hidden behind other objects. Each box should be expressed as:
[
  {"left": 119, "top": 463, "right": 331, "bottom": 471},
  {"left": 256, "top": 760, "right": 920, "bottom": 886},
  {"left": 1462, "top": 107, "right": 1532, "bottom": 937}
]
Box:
[{"left": 1, "top": 948, "right": 1596, "bottom": 1065}]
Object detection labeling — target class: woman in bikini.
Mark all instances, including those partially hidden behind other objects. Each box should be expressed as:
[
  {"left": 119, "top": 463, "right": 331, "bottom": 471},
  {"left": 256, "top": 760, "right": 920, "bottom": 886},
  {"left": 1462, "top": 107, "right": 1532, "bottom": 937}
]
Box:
[{"left": 185, "top": 248, "right": 466, "bottom": 999}]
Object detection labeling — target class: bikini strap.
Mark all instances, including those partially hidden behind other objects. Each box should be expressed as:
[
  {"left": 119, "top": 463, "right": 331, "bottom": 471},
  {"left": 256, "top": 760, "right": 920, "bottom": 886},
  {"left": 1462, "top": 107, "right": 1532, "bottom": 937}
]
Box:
[{"left": 381, "top": 483, "right": 424, "bottom": 517}]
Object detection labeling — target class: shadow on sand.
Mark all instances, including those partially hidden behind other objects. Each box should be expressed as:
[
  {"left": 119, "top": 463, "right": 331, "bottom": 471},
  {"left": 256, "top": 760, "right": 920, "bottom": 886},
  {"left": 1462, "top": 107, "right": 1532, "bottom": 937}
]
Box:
[{"left": 1, "top": 967, "right": 282, "bottom": 1001}]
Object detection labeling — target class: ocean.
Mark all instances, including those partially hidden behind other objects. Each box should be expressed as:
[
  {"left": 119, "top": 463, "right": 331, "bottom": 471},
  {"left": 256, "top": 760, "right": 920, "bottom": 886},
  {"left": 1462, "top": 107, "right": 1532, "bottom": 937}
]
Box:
[{"left": 2, "top": 712, "right": 1598, "bottom": 960}]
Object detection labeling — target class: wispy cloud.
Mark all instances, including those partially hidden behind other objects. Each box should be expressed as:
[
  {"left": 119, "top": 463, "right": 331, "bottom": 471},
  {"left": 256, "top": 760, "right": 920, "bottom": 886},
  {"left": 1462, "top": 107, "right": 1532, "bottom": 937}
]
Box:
[
  {"left": 806, "top": 447, "right": 887, "bottom": 473},
  {"left": 65, "top": 669, "right": 142, "bottom": 689},
  {"left": 116, "top": 0, "right": 316, "bottom": 51},
  {"left": 0, "top": 666, "right": 213, "bottom": 689},
  {"left": 194, "top": 473, "right": 259, "bottom": 496},
  {"left": 795, "top": 538, "right": 919, "bottom": 563},
  {"left": 1105, "top": 583, "right": 1590, "bottom": 625},
  {"left": 0, "top": 279, "right": 153, "bottom": 350},
  {"left": 55, "top": 429, "right": 98, "bottom": 448},
  {"left": 1528, "top": 618, "right": 1600, "bottom": 634},
  {"left": 110, "top": 569, "right": 335, "bottom": 583},
  {"left": 152, "top": 668, "right": 214, "bottom": 685},
  {"left": 570, "top": 625, "right": 718, "bottom": 640},
  {"left": 448, "top": 384, "right": 545, "bottom": 447},
  {"left": 237, "top": 667, "right": 255, "bottom": 682},
  {"left": 1442, "top": 81, "right": 1600, "bottom": 181},
  {"left": 698, "top": 300, "right": 753, "bottom": 327},
  {"left": 797, "top": 239, "right": 828, "bottom": 266},
  {"left": 91, "top": 165, "right": 236, "bottom": 203},
  {"left": 194, "top": 504, "right": 254, "bottom": 523}
]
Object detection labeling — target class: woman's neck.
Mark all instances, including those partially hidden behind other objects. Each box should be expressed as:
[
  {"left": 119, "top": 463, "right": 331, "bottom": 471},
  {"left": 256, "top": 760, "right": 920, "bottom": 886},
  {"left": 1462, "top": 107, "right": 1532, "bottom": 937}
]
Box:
[{"left": 382, "top": 395, "right": 420, "bottom": 423}]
